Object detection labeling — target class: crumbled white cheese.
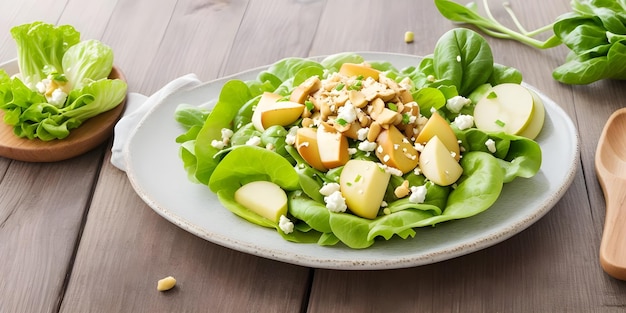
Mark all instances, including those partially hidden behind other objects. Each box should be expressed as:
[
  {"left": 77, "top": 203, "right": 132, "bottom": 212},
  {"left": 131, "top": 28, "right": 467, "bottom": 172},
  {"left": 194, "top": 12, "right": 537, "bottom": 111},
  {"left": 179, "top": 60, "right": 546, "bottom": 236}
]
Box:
[
  {"left": 278, "top": 215, "right": 294, "bottom": 234},
  {"left": 36, "top": 79, "right": 50, "bottom": 94},
  {"left": 380, "top": 164, "right": 403, "bottom": 176},
  {"left": 319, "top": 183, "right": 341, "bottom": 196},
  {"left": 211, "top": 139, "right": 226, "bottom": 149},
  {"left": 453, "top": 114, "right": 474, "bottom": 130},
  {"left": 285, "top": 126, "right": 299, "bottom": 145},
  {"left": 245, "top": 136, "right": 262, "bottom": 146},
  {"left": 324, "top": 190, "right": 347, "bottom": 213},
  {"left": 446, "top": 96, "right": 471, "bottom": 113},
  {"left": 348, "top": 148, "right": 357, "bottom": 155},
  {"left": 409, "top": 185, "right": 427, "bottom": 204},
  {"left": 356, "top": 127, "right": 369, "bottom": 141},
  {"left": 221, "top": 128, "right": 234, "bottom": 143},
  {"left": 357, "top": 140, "right": 377, "bottom": 152},
  {"left": 336, "top": 101, "right": 357, "bottom": 124},
  {"left": 485, "top": 138, "right": 497, "bottom": 153},
  {"left": 48, "top": 88, "right": 67, "bottom": 107},
  {"left": 414, "top": 142, "right": 425, "bottom": 152}
]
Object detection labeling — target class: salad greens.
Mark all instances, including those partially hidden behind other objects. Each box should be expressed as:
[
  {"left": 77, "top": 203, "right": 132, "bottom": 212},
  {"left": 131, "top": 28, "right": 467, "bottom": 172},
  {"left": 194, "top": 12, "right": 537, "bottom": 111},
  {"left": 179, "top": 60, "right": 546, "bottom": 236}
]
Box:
[
  {"left": 434, "top": 0, "right": 626, "bottom": 84},
  {"left": 0, "top": 21, "right": 127, "bottom": 140},
  {"left": 175, "top": 28, "right": 542, "bottom": 249}
]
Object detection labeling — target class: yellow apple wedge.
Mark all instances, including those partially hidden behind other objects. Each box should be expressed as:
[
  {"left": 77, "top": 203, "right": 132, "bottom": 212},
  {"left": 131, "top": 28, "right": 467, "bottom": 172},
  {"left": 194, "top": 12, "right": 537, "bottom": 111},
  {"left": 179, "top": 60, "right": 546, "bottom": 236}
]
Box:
[
  {"left": 339, "top": 63, "right": 380, "bottom": 80},
  {"left": 234, "top": 180, "right": 288, "bottom": 223},
  {"left": 419, "top": 136, "right": 463, "bottom": 186},
  {"left": 473, "top": 83, "right": 534, "bottom": 135},
  {"left": 252, "top": 92, "right": 304, "bottom": 131},
  {"left": 295, "top": 127, "right": 327, "bottom": 172},
  {"left": 290, "top": 76, "right": 321, "bottom": 104},
  {"left": 415, "top": 111, "right": 461, "bottom": 161},
  {"left": 375, "top": 125, "right": 419, "bottom": 174},
  {"left": 317, "top": 125, "right": 350, "bottom": 169},
  {"left": 339, "top": 159, "right": 391, "bottom": 219}
]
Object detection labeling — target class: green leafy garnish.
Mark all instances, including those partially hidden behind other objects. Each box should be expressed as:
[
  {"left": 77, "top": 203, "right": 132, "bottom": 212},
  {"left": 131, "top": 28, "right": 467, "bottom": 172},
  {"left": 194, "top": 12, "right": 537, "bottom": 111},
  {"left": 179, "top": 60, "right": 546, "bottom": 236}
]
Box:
[
  {"left": 0, "top": 22, "right": 127, "bottom": 140},
  {"left": 434, "top": 0, "right": 626, "bottom": 84}
]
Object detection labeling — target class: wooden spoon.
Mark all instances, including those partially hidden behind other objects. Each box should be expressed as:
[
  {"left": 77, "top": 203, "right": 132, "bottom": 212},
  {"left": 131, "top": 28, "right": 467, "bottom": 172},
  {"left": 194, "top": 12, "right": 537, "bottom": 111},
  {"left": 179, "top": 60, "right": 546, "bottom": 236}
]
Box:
[{"left": 596, "top": 107, "right": 626, "bottom": 280}]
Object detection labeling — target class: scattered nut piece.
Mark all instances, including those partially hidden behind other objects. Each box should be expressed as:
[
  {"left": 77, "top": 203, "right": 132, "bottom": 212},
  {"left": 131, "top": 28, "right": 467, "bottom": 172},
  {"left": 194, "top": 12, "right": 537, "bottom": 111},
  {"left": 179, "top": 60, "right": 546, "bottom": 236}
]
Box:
[
  {"left": 404, "top": 31, "right": 414, "bottom": 43},
  {"left": 157, "top": 276, "right": 177, "bottom": 292},
  {"left": 394, "top": 180, "right": 411, "bottom": 198}
]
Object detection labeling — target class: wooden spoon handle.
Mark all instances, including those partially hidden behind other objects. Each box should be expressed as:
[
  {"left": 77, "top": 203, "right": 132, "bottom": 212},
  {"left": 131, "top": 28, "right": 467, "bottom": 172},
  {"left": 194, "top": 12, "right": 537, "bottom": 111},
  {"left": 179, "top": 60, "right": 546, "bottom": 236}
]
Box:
[{"left": 599, "top": 183, "right": 626, "bottom": 280}]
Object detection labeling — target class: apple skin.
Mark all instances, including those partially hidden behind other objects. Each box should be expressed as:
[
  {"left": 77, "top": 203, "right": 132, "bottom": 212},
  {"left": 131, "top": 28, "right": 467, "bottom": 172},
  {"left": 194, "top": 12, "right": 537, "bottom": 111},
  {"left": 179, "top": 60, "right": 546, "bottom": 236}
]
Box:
[
  {"left": 375, "top": 125, "right": 419, "bottom": 174},
  {"left": 252, "top": 92, "right": 304, "bottom": 131},
  {"left": 517, "top": 89, "right": 545, "bottom": 140},
  {"left": 419, "top": 136, "right": 463, "bottom": 186},
  {"left": 339, "top": 159, "right": 391, "bottom": 219},
  {"left": 473, "top": 83, "right": 534, "bottom": 135},
  {"left": 295, "top": 127, "right": 328, "bottom": 172},
  {"left": 234, "top": 180, "right": 288, "bottom": 223},
  {"left": 415, "top": 111, "right": 461, "bottom": 161},
  {"left": 339, "top": 63, "right": 380, "bottom": 80}
]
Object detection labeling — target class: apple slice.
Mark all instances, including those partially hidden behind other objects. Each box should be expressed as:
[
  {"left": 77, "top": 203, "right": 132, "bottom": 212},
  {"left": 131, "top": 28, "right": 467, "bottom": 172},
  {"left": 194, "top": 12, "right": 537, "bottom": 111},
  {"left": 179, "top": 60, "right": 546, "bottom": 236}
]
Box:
[
  {"left": 339, "top": 159, "right": 391, "bottom": 219},
  {"left": 295, "top": 127, "right": 327, "bottom": 171},
  {"left": 234, "top": 180, "right": 288, "bottom": 223},
  {"left": 317, "top": 125, "right": 349, "bottom": 169},
  {"left": 415, "top": 111, "right": 461, "bottom": 161},
  {"left": 419, "top": 136, "right": 463, "bottom": 186},
  {"left": 473, "top": 83, "right": 534, "bottom": 135},
  {"left": 339, "top": 63, "right": 380, "bottom": 80},
  {"left": 252, "top": 92, "right": 304, "bottom": 131},
  {"left": 375, "top": 125, "right": 419, "bottom": 174},
  {"left": 517, "top": 89, "right": 545, "bottom": 140}
]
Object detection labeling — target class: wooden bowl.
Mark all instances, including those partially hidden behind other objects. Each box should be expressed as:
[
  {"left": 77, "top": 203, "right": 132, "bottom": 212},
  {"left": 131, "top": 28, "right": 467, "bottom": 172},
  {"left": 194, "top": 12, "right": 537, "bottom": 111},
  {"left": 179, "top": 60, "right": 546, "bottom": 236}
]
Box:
[{"left": 0, "top": 61, "right": 127, "bottom": 162}]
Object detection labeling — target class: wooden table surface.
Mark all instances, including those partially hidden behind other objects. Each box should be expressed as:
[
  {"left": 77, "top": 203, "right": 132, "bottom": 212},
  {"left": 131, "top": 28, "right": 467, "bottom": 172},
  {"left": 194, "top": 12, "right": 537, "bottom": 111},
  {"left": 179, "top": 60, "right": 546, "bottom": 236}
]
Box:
[{"left": 2, "top": 0, "right": 626, "bottom": 312}]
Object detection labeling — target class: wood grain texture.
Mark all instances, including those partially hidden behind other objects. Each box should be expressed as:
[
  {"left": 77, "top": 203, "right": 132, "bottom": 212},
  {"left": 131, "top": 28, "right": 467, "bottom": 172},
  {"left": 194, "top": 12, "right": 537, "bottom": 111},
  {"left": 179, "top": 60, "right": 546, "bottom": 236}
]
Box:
[{"left": 0, "top": 150, "right": 104, "bottom": 313}]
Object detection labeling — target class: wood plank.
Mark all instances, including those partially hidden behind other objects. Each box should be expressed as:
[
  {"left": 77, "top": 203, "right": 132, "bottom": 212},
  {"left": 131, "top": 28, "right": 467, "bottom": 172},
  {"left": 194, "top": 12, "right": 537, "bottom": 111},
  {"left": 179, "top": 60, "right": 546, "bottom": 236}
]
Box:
[
  {"left": 223, "top": 0, "right": 327, "bottom": 74},
  {"left": 0, "top": 148, "right": 105, "bottom": 313},
  {"left": 138, "top": 0, "right": 251, "bottom": 93}
]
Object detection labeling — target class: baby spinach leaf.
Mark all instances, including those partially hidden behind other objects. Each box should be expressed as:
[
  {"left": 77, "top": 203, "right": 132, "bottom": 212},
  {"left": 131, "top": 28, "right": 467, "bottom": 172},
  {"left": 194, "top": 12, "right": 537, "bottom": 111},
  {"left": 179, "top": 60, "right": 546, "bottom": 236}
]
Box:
[
  {"left": 194, "top": 80, "right": 252, "bottom": 184},
  {"left": 433, "top": 27, "right": 494, "bottom": 96},
  {"left": 208, "top": 145, "right": 299, "bottom": 193}
]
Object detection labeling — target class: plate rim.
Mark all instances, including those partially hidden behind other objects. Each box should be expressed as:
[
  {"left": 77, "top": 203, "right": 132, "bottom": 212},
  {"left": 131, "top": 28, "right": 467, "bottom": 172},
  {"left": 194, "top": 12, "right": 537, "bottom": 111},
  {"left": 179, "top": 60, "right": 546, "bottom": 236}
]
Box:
[{"left": 124, "top": 51, "right": 580, "bottom": 270}]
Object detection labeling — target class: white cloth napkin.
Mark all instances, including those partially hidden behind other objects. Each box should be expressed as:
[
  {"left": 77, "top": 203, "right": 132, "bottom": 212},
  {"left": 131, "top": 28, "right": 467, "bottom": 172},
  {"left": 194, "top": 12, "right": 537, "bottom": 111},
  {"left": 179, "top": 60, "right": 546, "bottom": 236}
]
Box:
[{"left": 111, "top": 74, "right": 201, "bottom": 171}]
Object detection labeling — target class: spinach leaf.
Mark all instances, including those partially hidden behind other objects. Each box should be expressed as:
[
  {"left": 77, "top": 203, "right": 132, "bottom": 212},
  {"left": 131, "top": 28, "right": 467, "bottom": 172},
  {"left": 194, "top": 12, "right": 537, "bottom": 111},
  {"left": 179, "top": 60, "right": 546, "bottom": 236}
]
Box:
[
  {"left": 433, "top": 28, "right": 494, "bottom": 96},
  {"left": 194, "top": 80, "right": 253, "bottom": 184}
]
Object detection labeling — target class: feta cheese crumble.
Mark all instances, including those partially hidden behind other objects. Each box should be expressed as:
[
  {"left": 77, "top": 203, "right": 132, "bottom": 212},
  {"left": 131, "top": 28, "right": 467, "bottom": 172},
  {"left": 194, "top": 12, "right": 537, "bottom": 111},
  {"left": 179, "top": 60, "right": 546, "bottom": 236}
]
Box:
[
  {"left": 278, "top": 215, "right": 294, "bottom": 234},
  {"left": 48, "top": 88, "right": 68, "bottom": 107},
  {"left": 409, "top": 185, "right": 427, "bottom": 204},
  {"left": 446, "top": 96, "right": 471, "bottom": 113},
  {"left": 319, "top": 183, "right": 341, "bottom": 196},
  {"left": 485, "top": 138, "right": 497, "bottom": 153},
  {"left": 453, "top": 114, "right": 474, "bottom": 130},
  {"left": 324, "top": 190, "right": 347, "bottom": 213},
  {"left": 245, "top": 136, "right": 262, "bottom": 146},
  {"left": 357, "top": 140, "right": 377, "bottom": 152}
]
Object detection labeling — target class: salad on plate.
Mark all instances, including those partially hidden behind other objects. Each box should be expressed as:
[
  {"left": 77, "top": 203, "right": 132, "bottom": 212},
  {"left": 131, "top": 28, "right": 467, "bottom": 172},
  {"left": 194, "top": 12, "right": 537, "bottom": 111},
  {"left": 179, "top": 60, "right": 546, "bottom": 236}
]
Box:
[{"left": 174, "top": 28, "right": 543, "bottom": 249}]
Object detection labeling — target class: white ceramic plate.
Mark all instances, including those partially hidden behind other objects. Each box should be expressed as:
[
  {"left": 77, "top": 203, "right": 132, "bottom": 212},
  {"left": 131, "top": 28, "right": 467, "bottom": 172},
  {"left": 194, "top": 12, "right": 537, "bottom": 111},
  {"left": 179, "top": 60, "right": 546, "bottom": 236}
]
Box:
[{"left": 125, "top": 52, "right": 579, "bottom": 270}]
